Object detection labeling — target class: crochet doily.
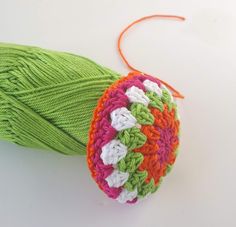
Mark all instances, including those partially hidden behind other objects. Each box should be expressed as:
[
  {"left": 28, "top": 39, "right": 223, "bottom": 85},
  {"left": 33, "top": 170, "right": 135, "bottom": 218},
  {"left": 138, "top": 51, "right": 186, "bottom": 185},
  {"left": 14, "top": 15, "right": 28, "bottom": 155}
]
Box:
[{"left": 87, "top": 72, "right": 180, "bottom": 204}]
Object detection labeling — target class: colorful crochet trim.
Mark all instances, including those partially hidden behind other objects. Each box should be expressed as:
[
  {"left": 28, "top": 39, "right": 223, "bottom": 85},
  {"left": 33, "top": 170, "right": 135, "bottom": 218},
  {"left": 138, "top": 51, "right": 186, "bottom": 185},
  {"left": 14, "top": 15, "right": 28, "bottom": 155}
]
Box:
[{"left": 87, "top": 72, "right": 180, "bottom": 204}]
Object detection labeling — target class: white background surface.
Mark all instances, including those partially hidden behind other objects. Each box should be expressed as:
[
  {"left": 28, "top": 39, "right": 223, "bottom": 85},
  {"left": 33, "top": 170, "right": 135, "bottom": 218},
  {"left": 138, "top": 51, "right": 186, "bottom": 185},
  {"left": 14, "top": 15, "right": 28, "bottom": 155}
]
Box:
[{"left": 0, "top": 1, "right": 236, "bottom": 227}]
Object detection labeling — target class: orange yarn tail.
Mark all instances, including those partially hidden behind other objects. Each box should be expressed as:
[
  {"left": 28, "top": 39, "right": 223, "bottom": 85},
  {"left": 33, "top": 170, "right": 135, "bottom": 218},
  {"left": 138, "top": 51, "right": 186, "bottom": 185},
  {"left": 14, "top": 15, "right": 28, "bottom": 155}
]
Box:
[{"left": 117, "top": 14, "right": 185, "bottom": 99}]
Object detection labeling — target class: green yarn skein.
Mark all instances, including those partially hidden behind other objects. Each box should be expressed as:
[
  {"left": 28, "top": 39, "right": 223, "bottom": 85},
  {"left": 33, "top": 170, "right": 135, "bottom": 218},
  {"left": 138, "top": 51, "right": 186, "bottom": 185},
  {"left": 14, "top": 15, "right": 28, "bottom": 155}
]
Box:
[{"left": 0, "top": 43, "right": 120, "bottom": 155}]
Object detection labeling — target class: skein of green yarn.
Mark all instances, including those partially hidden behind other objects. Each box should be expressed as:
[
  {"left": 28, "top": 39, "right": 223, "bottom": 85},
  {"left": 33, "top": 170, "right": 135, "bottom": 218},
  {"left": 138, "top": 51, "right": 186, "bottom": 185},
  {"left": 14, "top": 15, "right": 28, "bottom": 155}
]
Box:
[{"left": 0, "top": 43, "right": 120, "bottom": 155}]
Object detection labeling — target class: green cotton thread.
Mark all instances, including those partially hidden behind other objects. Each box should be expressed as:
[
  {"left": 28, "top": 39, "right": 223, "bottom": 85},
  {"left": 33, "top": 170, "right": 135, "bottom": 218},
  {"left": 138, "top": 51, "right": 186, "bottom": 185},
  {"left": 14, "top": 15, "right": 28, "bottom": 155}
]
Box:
[
  {"left": 117, "top": 152, "right": 144, "bottom": 173},
  {"left": 161, "top": 89, "right": 173, "bottom": 110},
  {"left": 166, "top": 164, "right": 173, "bottom": 174},
  {"left": 138, "top": 178, "right": 156, "bottom": 197},
  {"left": 117, "top": 127, "right": 146, "bottom": 150},
  {"left": 172, "top": 103, "right": 179, "bottom": 120},
  {"left": 0, "top": 43, "right": 120, "bottom": 155},
  {"left": 152, "top": 177, "right": 163, "bottom": 193},
  {"left": 145, "top": 91, "right": 164, "bottom": 112},
  {"left": 130, "top": 103, "right": 154, "bottom": 125},
  {"left": 175, "top": 148, "right": 180, "bottom": 156},
  {"left": 124, "top": 170, "right": 148, "bottom": 192}
]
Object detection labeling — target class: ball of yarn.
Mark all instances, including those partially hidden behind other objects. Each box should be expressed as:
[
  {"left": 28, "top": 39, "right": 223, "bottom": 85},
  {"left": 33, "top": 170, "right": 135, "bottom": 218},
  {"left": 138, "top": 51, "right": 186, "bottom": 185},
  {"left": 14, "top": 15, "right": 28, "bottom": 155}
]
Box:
[{"left": 87, "top": 72, "right": 180, "bottom": 203}]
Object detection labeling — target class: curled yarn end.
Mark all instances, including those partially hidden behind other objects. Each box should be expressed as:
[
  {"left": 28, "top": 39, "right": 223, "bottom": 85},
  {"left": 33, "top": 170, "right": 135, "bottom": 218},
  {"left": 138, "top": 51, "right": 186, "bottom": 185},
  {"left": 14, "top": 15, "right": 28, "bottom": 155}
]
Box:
[{"left": 117, "top": 14, "right": 185, "bottom": 99}]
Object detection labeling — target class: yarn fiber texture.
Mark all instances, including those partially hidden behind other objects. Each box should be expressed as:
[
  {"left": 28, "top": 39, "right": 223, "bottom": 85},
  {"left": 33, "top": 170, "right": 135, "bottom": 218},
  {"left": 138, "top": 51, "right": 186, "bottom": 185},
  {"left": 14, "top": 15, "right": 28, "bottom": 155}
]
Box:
[
  {"left": 0, "top": 43, "right": 181, "bottom": 204},
  {"left": 0, "top": 43, "right": 120, "bottom": 155}
]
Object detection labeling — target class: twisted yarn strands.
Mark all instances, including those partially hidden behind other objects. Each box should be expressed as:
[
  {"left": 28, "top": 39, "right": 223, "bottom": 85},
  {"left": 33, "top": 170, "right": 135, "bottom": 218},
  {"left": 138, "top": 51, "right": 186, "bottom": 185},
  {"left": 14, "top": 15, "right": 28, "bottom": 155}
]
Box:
[
  {"left": 0, "top": 14, "right": 185, "bottom": 203},
  {"left": 0, "top": 43, "right": 120, "bottom": 155}
]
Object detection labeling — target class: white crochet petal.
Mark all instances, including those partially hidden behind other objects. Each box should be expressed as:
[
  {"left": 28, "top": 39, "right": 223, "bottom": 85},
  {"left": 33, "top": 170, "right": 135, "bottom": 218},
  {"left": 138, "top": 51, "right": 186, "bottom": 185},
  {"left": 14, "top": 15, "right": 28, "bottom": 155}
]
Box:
[
  {"left": 110, "top": 107, "right": 137, "bottom": 131},
  {"left": 161, "top": 84, "right": 174, "bottom": 102},
  {"left": 125, "top": 86, "right": 150, "bottom": 106},
  {"left": 143, "top": 79, "right": 162, "bottom": 96},
  {"left": 100, "top": 139, "right": 128, "bottom": 165},
  {"left": 105, "top": 170, "right": 129, "bottom": 188},
  {"left": 116, "top": 188, "right": 138, "bottom": 204}
]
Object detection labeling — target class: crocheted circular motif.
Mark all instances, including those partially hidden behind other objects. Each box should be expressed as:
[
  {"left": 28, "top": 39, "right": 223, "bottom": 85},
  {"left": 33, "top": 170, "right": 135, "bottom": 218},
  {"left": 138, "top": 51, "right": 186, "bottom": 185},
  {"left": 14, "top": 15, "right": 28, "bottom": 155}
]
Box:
[{"left": 87, "top": 72, "right": 180, "bottom": 204}]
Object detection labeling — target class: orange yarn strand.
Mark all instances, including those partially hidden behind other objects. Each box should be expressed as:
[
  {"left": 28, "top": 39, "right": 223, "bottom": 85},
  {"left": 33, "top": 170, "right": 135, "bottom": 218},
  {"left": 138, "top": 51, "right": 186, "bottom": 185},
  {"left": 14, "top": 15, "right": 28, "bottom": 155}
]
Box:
[{"left": 117, "top": 14, "right": 185, "bottom": 99}]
